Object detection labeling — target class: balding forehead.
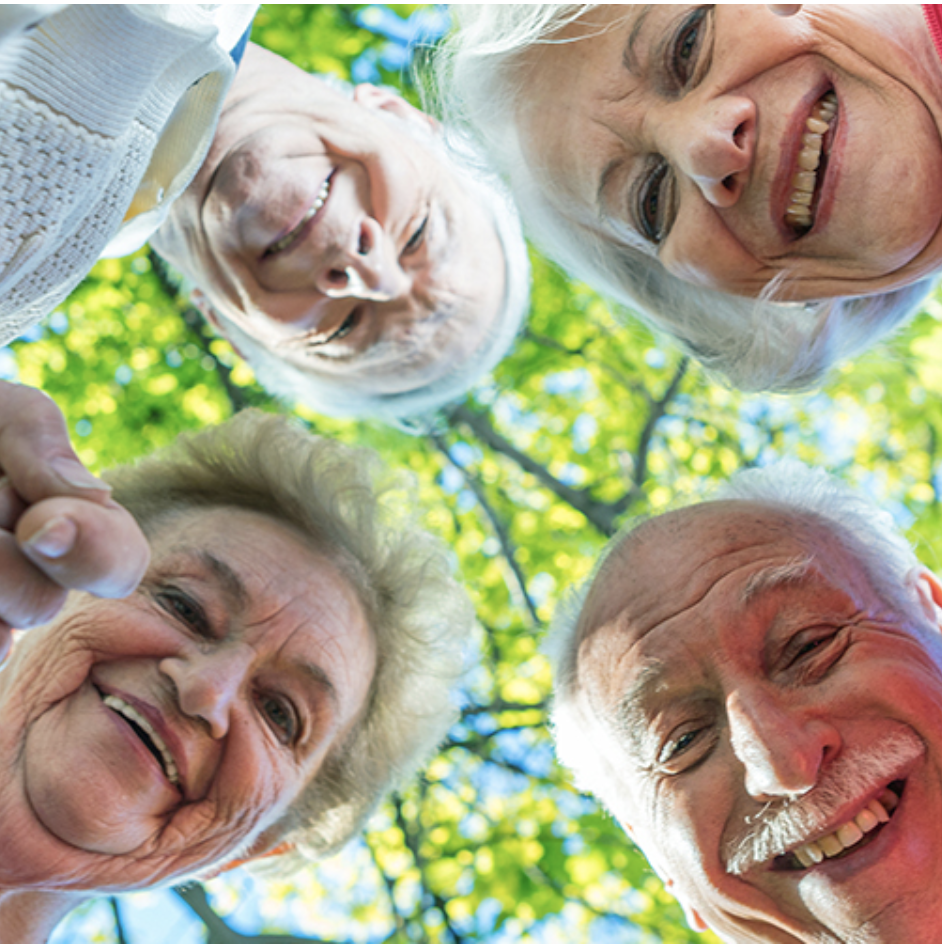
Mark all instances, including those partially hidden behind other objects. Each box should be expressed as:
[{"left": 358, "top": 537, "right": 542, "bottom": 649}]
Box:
[{"left": 575, "top": 500, "right": 839, "bottom": 645}]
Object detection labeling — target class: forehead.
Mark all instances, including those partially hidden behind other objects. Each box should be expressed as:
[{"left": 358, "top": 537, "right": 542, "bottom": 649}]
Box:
[
  {"left": 576, "top": 502, "right": 877, "bottom": 705},
  {"left": 150, "top": 507, "right": 372, "bottom": 672},
  {"left": 518, "top": 6, "right": 648, "bottom": 216}
]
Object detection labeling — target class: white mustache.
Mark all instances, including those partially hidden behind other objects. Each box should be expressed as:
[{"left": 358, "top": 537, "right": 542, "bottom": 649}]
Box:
[{"left": 724, "top": 730, "right": 923, "bottom": 876}]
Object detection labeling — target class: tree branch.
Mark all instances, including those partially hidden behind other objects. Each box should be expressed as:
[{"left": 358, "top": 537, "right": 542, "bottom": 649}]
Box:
[{"left": 430, "top": 432, "right": 541, "bottom": 626}]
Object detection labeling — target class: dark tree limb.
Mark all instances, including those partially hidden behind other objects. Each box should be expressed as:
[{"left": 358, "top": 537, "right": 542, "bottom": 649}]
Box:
[
  {"left": 430, "top": 432, "right": 541, "bottom": 626},
  {"left": 173, "top": 884, "right": 343, "bottom": 944}
]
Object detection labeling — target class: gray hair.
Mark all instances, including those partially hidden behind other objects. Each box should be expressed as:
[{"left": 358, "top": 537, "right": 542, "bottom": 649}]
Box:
[
  {"left": 550, "top": 459, "right": 925, "bottom": 819},
  {"left": 104, "top": 410, "right": 474, "bottom": 859},
  {"left": 431, "top": 4, "right": 934, "bottom": 393}
]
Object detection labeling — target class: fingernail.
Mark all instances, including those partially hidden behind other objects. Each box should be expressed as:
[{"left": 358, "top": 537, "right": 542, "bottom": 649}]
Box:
[
  {"left": 50, "top": 456, "right": 111, "bottom": 493},
  {"left": 24, "top": 516, "right": 77, "bottom": 558}
]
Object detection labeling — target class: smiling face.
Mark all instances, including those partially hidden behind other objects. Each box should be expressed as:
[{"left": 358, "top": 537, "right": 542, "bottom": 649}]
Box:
[
  {"left": 156, "top": 43, "right": 505, "bottom": 399},
  {"left": 520, "top": 5, "right": 942, "bottom": 301},
  {"left": 0, "top": 506, "right": 375, "bottom": 891},
  {"left": 575, "top": 502, "right": 942, "bottom": 942}
]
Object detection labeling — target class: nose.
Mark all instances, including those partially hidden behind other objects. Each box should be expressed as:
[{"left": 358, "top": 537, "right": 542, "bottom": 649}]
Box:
[
  {"left": 315, "top": 217, "right": 410, "bottom": 302},
  {"left": 160, "top": 645, "right": 253, "bottom": 739},
  {"left": 727, "top": 688, "right": 840, "bottom": 801},
  {"left": 660, "top": 94, "right": 756, "bottom": 208}
]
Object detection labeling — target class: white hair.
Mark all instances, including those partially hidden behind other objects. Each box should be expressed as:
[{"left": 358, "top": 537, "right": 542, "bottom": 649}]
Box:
[
  {"left": 550, "top": 459, "right": 926, "bottom": 821},
  {"left": 431, "top": 4, "right": 935, "bottom": 393},
  {"left": 105, "top": 410, "right": 475, "bottom": 860}
]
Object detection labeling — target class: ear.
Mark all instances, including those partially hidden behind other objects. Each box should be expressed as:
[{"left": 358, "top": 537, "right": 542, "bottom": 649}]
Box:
[
  {"left": 908, "top": 567, "right": 942, "bottom": 632},
  {"left": 615, "top": 814, "right": 710, "bottom": 934},
  {"left": 190, "top": 290, "right": 247, "bottom": 359},
  {"left": 353, "top": 83, "right": 439, "bottom": 134}
]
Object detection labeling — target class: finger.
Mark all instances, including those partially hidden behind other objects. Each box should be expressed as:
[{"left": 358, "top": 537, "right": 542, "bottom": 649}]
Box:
[
  {"left": 0, "top": 475, "right": 26, "bottom": 532},
  {"left": 16, "top": 495, "right": 151, "bottom": 599},
  {"left": 0, "top": 530, "right": 69, "bottom": 628},
  {"left": 0, "top": 382, "right": 112, "bottom": 508}
]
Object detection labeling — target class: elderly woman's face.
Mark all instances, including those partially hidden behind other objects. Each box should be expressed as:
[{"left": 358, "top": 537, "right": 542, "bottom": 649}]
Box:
[
  {"left": 522, "top": 5, "right": 942, "bottom": 300},
  {"left": 0, "top": 507, "right": 375, "bottom": 890}
]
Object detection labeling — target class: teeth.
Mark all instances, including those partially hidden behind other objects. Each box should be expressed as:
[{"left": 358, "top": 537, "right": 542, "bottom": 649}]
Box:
[
  {"left": 790, "top": 789, "right": 896, "bottom": 869},
  {"left": 784, "top": 91, "right": 838, "bottom": 234},
  {"left": 103, "top": 694, "right": 179, "bottom": 786},
  {"left": 267, "top": 177, "right": 331, "bottom": 255}
]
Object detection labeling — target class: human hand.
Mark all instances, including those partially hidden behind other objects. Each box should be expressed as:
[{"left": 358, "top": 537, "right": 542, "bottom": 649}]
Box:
[{"left": 0, "top": 383, "right": 150, "bottom": 660}]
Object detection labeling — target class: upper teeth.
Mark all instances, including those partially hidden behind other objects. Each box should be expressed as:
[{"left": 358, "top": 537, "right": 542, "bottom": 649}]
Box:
[
  {"left": 267, "top": 177, "right": 331, "bottom": 255},
  {"left": 785, "top": 91, "right": 838, "bottom": 234},
  {"left": 103, "top": 694, "right": 179, "bottom": 786},
  {"left": 791, "top": 787, "right": 897, "bottom": 868}
]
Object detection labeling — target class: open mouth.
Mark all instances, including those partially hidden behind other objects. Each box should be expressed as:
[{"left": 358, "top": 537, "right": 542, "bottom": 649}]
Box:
[
  {"left": 264, "top": 173, "right": 333, "bottom": 257},
  {"left": 774, "top": 781, "right": 902, "bottom": 872},
  {"left": 784, "top": 90, "right": 838, "bottom": 237},
  {"left": 101, "top": 691, "right": 180, "bottom": 787}
]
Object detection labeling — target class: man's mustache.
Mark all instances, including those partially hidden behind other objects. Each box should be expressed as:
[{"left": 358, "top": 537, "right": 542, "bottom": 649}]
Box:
[{"left": 724, "top": 730, "right": 923, "bottom": 876}]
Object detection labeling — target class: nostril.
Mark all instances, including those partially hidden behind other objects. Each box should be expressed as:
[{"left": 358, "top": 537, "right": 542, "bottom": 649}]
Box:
[
  {"left": 733, "top": 121, "right": 746, "bottom": 147},
  {"left": 722, "top": 175, "right": 736, "bottom": 192},
  {"left": 357, "top": 230, "right": 371, "bottom": 256},
  {"left": 328, "top": 268, "right": 347, "bottom": 286}
]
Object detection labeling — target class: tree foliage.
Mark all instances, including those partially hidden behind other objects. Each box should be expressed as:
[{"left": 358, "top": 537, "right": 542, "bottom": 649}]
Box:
[{"left": 40, "top": 5, "right": 942, "bottom": 944}]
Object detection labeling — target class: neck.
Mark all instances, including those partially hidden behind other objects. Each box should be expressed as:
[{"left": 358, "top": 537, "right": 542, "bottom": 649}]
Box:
[{"left": 0, "top": 887, "right": 85, "bottom": 943}]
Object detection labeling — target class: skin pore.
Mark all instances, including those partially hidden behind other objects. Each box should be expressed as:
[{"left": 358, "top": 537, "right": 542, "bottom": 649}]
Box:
[
  {"left": 155, "top": 43, "right": 506, "bottom": 399},
  {"left": 0, "top": 507, "right": 376, "bottom": 942},
  {"left": 574, "top": 502, "right": 942, "bottom": 942},
  {"left": 520, "top": 5, "right": 942, "bottom": 301}
]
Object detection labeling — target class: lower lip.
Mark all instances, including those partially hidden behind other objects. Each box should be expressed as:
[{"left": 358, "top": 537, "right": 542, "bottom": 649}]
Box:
[{"left": 810, "top": 103, "right": 842, "bottom": 236}]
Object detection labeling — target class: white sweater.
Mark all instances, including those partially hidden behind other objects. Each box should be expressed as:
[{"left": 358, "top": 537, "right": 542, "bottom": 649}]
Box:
[{"left": 0, "top": 4, "right": 257, "bottom": 346}]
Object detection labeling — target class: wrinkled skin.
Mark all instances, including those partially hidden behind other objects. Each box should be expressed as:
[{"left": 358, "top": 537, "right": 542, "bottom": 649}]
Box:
[
  {"left": 520, "top": 5, "right": 942, "bottom": 300},
  {"left": 0, "top": 507, "right": 375, "bottom": 907},
  {"left": 575, "top": 502, "right": 942, "bottom": 942},
  {"left": 155, "top": 43, "right": 506, "bottom": 400}
]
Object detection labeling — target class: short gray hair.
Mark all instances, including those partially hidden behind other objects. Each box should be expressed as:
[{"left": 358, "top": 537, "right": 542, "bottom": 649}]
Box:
[
  {"left": 431, "top": 4, "right": 934, "bottom": 393},
  {"left": 104, "top": 410, "right": 474, "bottom": 859},
  {"left": 550, "top": 459, "right": 925, "bottom": 817}
]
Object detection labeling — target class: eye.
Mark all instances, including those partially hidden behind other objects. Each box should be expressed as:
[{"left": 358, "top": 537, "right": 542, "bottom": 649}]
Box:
[
  {"left": 781, "top": 627, "right": 849, "bottom": 682},
  {"left": 157, "top": 587, "right": 210, "bottom": 637},
  {"left": 402, "top": 215, "right": 429, "bottom": 256},
  {"left": 659, "top": 722, "right": 713, "bottom": 774},
  {"left": 256, "top": 692, "right": 298, "bottom": 744},
  {"left": 671, "top": 6, "right": 710, "bottom": 86},
  {"left": 638, "top": 162, "right": 672, "bottom": 244}
]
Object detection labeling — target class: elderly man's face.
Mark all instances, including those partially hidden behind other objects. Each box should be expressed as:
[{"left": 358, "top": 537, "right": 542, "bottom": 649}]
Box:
[
  {"left": 576, "top": 502, "right": 942, "bottom": 942},
  {"left": 0, "top": 507, "right": 375, "bottom": 890},
  {"left": 521, "top": 5, "right": 942, "bottom": 302},
  {"left": 158, "top": 44, "right": 505, "bottom": 399}
]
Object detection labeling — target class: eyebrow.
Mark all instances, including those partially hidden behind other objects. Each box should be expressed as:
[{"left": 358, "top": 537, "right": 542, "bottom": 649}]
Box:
[
  {"left": 195, "top": 549, "right": 250, "bottom": 613},
  {"left": 298, "top": 660, "right": 339, "bottom": 713},
  {"left": 622, "top": 4, "right": 653, "bottom": 76},
  {"left": 613, "top": 658, "right": 669, "bottom": 760},
  {"left": 738, "top": 556, "right": 818, "bottom": 608}
]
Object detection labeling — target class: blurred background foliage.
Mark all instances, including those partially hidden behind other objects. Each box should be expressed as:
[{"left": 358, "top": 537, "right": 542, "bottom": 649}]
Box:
[{"left": 35, "top": 4, "right": 942, "bottom": 943}]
